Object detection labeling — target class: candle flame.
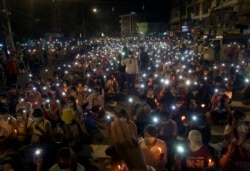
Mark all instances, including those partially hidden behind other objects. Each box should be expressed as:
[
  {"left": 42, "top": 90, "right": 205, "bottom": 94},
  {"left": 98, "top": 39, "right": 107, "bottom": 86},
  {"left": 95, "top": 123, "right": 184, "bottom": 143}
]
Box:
[
  {"left": 158, "top": 147, "right": 162, "bottom": 153},
  {"left": 181, "top": 115, "right": 186, "bottom": 121}
]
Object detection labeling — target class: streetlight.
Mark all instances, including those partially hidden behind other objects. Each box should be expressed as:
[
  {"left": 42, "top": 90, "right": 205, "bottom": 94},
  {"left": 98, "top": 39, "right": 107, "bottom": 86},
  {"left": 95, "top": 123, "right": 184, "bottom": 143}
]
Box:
[{"left": 92, "top": 8, "right": 97, "bottom": 13}]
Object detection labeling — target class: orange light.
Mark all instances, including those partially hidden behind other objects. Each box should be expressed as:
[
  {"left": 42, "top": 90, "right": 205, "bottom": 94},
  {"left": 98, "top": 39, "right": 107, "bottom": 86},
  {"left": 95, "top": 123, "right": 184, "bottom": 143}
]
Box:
[
  {"left": 158, "top": 147, "right": 162, "bottom": 153},
  {"left": 181, "top": 115, "right": 186, "bottom": 121}
]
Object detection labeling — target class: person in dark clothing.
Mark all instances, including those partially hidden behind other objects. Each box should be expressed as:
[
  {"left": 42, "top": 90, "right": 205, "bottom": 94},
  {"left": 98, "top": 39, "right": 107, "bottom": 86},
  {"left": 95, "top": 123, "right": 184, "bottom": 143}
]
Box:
[
  {"left": 139, "top": 46, "right": 149, "bottom": 72},
  {"left": 117, "top": 46, "right": 128, "bottom": 92}
]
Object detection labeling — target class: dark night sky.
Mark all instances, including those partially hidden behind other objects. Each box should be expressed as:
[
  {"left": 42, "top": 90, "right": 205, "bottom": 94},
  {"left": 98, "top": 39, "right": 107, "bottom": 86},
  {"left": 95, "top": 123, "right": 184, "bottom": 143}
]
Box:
[
  {"left": 86, "top": 0, "right": 171, "bottom": 22},
  {"left": 3, "top": 0, "right": 171, "bottom": 38}
]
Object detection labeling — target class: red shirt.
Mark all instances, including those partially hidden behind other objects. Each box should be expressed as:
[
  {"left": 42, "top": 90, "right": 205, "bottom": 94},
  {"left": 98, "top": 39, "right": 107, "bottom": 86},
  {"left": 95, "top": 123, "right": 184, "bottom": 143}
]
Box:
[{"left": 182, "top": 146, "right": 212, "bottom": 171}]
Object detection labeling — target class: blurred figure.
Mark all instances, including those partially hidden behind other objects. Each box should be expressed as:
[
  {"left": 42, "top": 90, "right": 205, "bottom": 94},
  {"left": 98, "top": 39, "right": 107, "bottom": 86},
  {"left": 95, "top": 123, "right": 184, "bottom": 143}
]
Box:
[
  {"left": 61, "top": 108, "right": 82, "bottom": 151},
  {"left": 85, "top": 88, "right": 104, "bottom": 118},
  {"left": 220, "top": 132, "right": 250, "bottom": 171},
  {"left": 30, "top": 108, "right": 52, "bottom": 144},
  {"left": 105, "top": 109, "right": 137, "bottom": 170},
  {"left": 139, "top": 46, "right": 149, "bottom": 72},
  {"left": 133, "top": 95, "right": 152, "bottom": 137},
  {"left": 173, "top": 130, "right": 214, "bottom": 171},
  {"left": 0, "top": 106, "right": 16, "bottom": 145},
  {"left": 121, "top": 50, "right": 139, "bottom": 94},
  {"left": 6, "top": 54, "right": 19, "bottom": 87},
  {"left": 117, "top": 46, "right": 128, "bottom": 92},
  {"left": 35, "top": 147, "right": 85, "bottom": 171},
  {"left": 189, "top": 114, "right": 211, "bottom": 146},
  {"left": 16, "top": 108, "right": 33, "bottom": 144},
  {"left": 139, "top": 124, "right": 167, "bottom": 171}
]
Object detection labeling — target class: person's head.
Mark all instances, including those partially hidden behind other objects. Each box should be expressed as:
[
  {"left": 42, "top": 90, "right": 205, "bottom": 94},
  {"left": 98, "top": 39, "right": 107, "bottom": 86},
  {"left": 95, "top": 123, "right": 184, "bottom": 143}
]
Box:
[
  {"left": 16, "top": 108, "right": 27, "bottom": 121},
  {"left": 233, "top": 110, "right": 246, "bottom": 126},
  {"left": 128, "top": 50, "right": 133, "bottom": 58},
  {"left": 77, "top": 81, "right": 83, "bottom": 87},
  {"left": 0, "top": 106, "right": 8, "bottom": 117},
  {"left": 188, "top": 130, "right": 203, "bottom": 151},
  {"left": 56, "top": 147, "right": 77, "bottom": 170},
  {"left": 160, "top": 110, "right": 170, "bottom": 122},
  {"left": 139, "top": 94, "right": 147, "bottom": 102},
  {"left": 61, "top": 108, "right": 75, "bottom": 124},
  {"left": 93, "top": 87, "right": 99, "bottom": 95},
  {"left": 70, "top": 86, "right": 78, "bottom": 96},
  {"left": 67, "top": 95, "right": 76, "bottom": 108},
  {"left": 1, "top": 152, "right": 25, "bottom": 171},
  {"left": 195, "top": 114, "right": 208, "bottom": 127},
  {"left": 0, "top": 94, "right": 8, "bottom": 104},
  {"left": 18, "top": 94, "right": 26, "bottom": 103},
  {"left": 144, "top": 125, "right": 158, "bottom": 144},
  {"left": 32, "top": 108, "right": 44, "bottom": 122},
  {"left": 62, "top": 80, "right": 68, "bottom": 87},
  {"left": 116, "top": 108, "right": 129, "bottom": 121}
]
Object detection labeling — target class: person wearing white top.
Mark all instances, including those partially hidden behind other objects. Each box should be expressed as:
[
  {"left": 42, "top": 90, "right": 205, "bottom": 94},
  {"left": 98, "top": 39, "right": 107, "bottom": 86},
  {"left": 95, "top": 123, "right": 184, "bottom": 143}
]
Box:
[{"left": 121, "top": 50, "right": 138, "bottom": 93}]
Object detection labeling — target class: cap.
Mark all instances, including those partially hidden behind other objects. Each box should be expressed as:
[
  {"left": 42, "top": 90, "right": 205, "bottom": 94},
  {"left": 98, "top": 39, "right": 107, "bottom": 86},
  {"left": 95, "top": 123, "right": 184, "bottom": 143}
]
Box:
[
  {"left": 188, "top": 130, "right": 202, "bottom": 146},
  {"left": 61, "top": 108, "right": 75, "bottom": 123}
]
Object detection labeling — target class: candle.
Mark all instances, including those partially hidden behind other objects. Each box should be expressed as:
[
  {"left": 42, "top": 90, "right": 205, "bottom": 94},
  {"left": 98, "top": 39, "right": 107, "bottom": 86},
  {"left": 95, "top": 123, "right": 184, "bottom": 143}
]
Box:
[
  {"left": 118, "top": 165, "right": 121, "bottom": 171},
  {"left": 208, "top": 158, "right": 213, "bottom": 167},
  {"left": 158, "top": 147, "right": 162, "bottom": 154},
  {"left": 181, "top": 115, "right": 186, "bottom": 121}
]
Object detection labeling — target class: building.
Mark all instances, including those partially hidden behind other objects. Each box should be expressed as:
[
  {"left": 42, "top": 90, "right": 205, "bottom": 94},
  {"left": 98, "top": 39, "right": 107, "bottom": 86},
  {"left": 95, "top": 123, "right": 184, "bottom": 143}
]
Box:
[
  {"left": 169, "top": 0, "right": 250, "bottom": 38},
  {"left": 119, "top": 13, "right": 138, "bottom": 37},
  {"left": 136, "top": 22, "right": 167, "bottom": 36}
]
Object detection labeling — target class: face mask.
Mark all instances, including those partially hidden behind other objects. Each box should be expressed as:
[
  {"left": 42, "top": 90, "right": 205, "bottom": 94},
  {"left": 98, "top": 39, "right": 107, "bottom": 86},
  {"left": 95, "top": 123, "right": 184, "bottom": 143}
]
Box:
[
  {"left": 245, "top": 143, "right": 250, "bottom": 152},
  {"left": 238, "top": 120, "right": 245, "bottom": 125},
  {"left": 10, "top": 89, "right": 17, "bottom": 93},
  {"left": 71, "top": 92, "right": 76, "bottom": 96},
  {"left": 58, "top": 163, "right": 70, "bottom": 169},
  {"left": 0, "top": 114, "right": 8, "bottom": 119},
  {"left": 161, "top": 121, "right": 169, "bottom": 124},
  {"left": 0, "top": 99, "right": 7, "bottom": 103},
  {"left": 68, "top": 103, "right": 74, "bottom": 107},
  {"left": 16, "top": 116, "right": 23, "bottom": 121},
  {"left": 33, "top": 117, "right": 42, "bottom": 122},
  {"left": 219, "top": 92, "right": 225, "bottom": 95},
  {"left": 176, "top": 104, "right": 182, "bottom": 108},
  {"left": 146, "top": 137, "right": 156, "bottom": 144},
  {"left": 64, "top": 121, "right": 72, "bottom": 125}
]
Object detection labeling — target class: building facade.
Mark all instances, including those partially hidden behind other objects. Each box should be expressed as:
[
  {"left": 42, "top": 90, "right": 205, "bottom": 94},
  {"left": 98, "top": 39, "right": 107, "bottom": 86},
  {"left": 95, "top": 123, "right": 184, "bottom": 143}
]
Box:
[
  {"left": 119, "top": 13, "right": 138, "bottom": 37},
  {"left": 170, "top": 0, "right": 250, "bottom": 38}
]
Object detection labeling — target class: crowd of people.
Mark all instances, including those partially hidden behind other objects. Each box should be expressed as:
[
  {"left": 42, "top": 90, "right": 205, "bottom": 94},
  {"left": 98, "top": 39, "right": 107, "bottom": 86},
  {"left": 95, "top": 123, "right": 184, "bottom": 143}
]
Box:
[{"left": 0, "top": 35, "right": 250, "bottom": 171}]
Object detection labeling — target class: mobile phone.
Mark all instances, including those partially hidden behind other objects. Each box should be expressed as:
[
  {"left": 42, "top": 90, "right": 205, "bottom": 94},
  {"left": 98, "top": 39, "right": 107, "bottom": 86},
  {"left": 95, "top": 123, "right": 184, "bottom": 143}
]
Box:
[{"left": 35, "top": 149, "right": 42, "bottom": 156}]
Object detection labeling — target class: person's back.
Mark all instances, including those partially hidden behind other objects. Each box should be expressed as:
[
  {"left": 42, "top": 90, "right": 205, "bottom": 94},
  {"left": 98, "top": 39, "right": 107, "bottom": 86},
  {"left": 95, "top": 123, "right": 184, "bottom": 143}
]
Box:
[{"left": 48, "top": 147, "right": 85, "bottom": 171}]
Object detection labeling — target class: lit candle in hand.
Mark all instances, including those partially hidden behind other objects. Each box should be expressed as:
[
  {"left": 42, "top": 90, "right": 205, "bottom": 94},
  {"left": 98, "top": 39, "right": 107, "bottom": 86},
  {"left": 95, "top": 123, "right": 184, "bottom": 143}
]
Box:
[{"left": 208, "top": 158, "right": 214, "bottom": 167}]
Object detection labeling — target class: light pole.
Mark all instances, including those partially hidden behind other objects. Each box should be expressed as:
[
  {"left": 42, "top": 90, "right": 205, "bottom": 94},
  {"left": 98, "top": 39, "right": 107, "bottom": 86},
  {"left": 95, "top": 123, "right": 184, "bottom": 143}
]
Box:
[{"left": 1, "top": 0, "right": 15, "bottom": 50}]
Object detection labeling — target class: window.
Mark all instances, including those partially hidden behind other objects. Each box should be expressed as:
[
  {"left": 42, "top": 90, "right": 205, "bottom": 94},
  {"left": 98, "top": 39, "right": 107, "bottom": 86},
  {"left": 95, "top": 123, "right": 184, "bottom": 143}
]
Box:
[
  {"left": 202, "top": 0, "right": 211, "bottom": 14},
  {"left": 194, "top": 3, "right": 200, "bottom": 16}
]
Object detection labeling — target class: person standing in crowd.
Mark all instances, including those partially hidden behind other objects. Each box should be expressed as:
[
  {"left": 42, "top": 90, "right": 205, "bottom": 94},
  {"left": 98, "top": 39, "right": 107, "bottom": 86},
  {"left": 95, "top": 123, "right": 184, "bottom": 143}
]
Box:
[
  {"left": 139, "top": 46, "right": 150, "bottom": 72},
  {"left": 121, "top": 50, "right": 139, "bottom": 94},
  {"left": 133, "top": 94, "right": 152, "bottom": 137},
  {"left": 117, "top": 46, "right": 128, "bottom": 92},
  {"left": 6, "top": 54, "right": 19, "bottom": 87}
]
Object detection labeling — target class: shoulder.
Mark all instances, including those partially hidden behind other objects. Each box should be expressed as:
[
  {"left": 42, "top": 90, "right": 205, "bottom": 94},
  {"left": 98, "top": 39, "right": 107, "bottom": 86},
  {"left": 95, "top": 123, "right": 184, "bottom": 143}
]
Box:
[
  {"left": 77, "top": 163, "right": 86, "bottom": 171},
  {"left": 49, "top": 164, "right": 60, "bottom": 171}
]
